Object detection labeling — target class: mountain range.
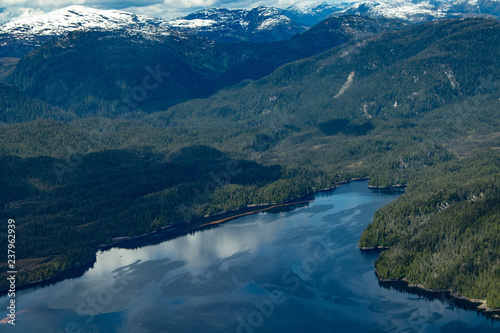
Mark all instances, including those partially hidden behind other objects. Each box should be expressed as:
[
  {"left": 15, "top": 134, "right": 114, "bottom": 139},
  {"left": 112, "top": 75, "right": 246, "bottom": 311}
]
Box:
[
  {"left": 167, "top": 6, "right": 307, "bottom": 42},
  {"left": 1, "top": 0, "right": 500, "bottom": 57},
  {"left": 3, "top": 15, "right": 406, "bottom": 119}
]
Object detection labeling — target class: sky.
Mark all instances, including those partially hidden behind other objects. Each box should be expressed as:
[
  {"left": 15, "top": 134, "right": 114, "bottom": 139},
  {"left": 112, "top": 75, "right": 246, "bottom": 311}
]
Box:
[{"left": 0, "top": 0, "right": 336, "bottom": 24}]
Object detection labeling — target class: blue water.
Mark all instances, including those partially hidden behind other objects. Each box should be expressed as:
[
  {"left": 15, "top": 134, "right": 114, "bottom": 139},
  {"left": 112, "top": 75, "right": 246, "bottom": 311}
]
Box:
[{"left": 1, "top": 180, "right": 499, "bottom": 332}]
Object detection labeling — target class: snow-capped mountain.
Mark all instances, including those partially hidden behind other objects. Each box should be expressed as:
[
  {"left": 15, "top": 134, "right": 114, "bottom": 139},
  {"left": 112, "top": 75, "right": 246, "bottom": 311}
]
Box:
[
  {"left": 337, "top": 0, "right": 500, "bottom": 22},
  {"left": 0, "top": 5, "right": 168, "bottom": 37},
  {"left": 0, "top": 5, "right": 304, "bottom": 56},
  {"left": 337, "top": 0, "right": 453, "bottom": 22},
  {"left": 1, "top": 1, "right": 500, "bottom": 58},
  {"left": 169, "top": 6, "right": 306, "bottom": 42},
  {"left": 0, "top": 5, "right": 173, "bottom": 57},
  {"left": 282, "top": 1, "right": 352, "bottom": 26}
]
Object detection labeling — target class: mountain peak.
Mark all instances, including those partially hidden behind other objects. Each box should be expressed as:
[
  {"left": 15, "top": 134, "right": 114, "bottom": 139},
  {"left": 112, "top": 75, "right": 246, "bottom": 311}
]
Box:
[
  {"left": 0, "top": 5, "right": 173, "bottom": 57},
  {"left": 338, "top": 0, "right": 455, "bottom": 22},
  {"left": 282, "top": 1, "right": 350, "bottom": 26},
  {"left": 169, "top": 6, "right": 305, "bottom": 42},
  {"left": 287, "top": 1, "right": 343, "bottom": 13}
]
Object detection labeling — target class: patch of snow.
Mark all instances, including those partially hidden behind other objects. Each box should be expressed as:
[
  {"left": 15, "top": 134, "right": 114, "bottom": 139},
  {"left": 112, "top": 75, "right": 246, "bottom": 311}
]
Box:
[
  {"left": 286, "top": 1, "right": 352, "bottom": 14},
  {"left": 289, "top": 2, "right": 325, "bottom": 14},
  {"left": 338, "top": 0, "right": 452, "bottom": 22},
  {"left": 169, "top": 19, "right": 217, "bottom": 28},
  {"left": 257, "top": 17, "right": 290, "bottom": 30}
]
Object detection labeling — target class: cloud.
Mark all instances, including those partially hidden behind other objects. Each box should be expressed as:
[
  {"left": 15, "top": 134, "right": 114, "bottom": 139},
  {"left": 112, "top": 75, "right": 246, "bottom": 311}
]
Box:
[
  {"left": 0, "top": 0, "right": 84, "bottom": 6},
  {"left": 0, "top": 0, "right": 85, "bottom": 23},
  {"left": 0, "top": 6, "right": 47, "bottom": 23}
]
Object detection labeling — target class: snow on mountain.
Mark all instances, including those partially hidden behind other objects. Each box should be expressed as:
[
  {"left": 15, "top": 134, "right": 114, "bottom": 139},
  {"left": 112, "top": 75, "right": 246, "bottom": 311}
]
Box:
[
  {"left": 282, "top": 1, "right": 352, "bottom": 26},
  {"left": 288, "top": 1, "right": 338, "bottom": 15},
  {"left": 0, "top": 5, "right": 175, "bottom": 57},
  {"left": 169, "top": 6, "right": 306, "bottom": 42},
  {"left": 168, "top": 18, "right": 218, "bottom": 29},
  {"left": 0, "top": 5, "right": 306, "bottom": 56},
  {"left": 0, "top": 5, "right": 305, "bottom": 47},
  {"left": 0, "top": 5, "right": 169, "bottom": 37},
  {"left": 337, "top": 0, "right": 456, "bottom": 22},
  {"left": 1, "top": 1, "right": 499, "bottom": 57},
  {"left": 169, "top": 8, "right": 250, "bottom": 30},
  {"left": 336, "top": 0, "right": 500, "bottom": 22}
]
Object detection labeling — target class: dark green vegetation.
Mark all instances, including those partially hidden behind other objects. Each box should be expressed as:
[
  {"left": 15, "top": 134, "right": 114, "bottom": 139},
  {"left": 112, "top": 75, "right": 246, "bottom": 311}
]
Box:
[
  {"left": 0, "top": 83, "right": 74, "bottom": 122},
  {"left": 0, "top": 35, "right": 55, "bottom": 58},
  {"left": 0, "top": 17, "right": 499, "bottom": 310},
  {"left": 153, "top": 18, "right": 500, "bottom": 128},
  {"left": 360, "top": 151, "right": 500, "bottom": 307},
  {"left": 449, "top": 0, "right": 500, "bottom": 18}
]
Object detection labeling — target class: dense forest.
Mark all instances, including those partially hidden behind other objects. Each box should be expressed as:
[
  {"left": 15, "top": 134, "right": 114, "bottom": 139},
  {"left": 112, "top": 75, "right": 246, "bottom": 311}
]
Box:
[
  {"left": 0, "top": 17, "right": 499, "bottom": 311},
  {"left": 360, "top": 151, "right": 500, "bottom": 307}
]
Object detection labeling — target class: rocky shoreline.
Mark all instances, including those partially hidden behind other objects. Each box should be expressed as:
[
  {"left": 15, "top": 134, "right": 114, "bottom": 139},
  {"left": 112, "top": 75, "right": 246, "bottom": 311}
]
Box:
[
  {"left": 358, "top": 245, "right": 389, "bottom": 250},
  {"left": 367, "top": 184, "right": 407, "bottom": 190},
  {"left": 374, "top": 273, "right": 500, "bottom": 320}
]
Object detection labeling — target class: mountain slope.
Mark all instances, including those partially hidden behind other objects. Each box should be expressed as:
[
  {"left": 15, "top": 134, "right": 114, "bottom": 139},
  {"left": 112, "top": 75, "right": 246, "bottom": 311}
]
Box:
[
  {"left": 0, "top": 57, "right": 18, "bottom": 80},
  {"left": 148, "top": 18, "right": 500, "bottom": 128},
  {"left": 448, "top": 0, "right": 500, "bottom": 17},
  {"left": 361, "top": 150, "right": 500, "bottom": 308},
  {"left": 0, "top": 4, "right": 312, "bottom": 57},
  {"left": 0, "top": 83, "right": 72, "bottom": 122},
  {"left": 0, "top": 5, "right": 166, "bottom": 36},
  {"left": 5, "top": 16, "right": 405, "bottom": 118}
]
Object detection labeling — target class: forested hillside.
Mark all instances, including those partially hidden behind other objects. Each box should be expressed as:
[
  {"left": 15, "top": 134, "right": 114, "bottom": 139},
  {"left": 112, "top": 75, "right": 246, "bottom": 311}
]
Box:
[
  {"left": 360, "top": 152, "right": 500, "bottom": 307},
  {"left": 0, "top": 83, "right": 73, "bottom": 122},
  {"left": 152, "top": 18, "right": 500, "bottom": 128}
]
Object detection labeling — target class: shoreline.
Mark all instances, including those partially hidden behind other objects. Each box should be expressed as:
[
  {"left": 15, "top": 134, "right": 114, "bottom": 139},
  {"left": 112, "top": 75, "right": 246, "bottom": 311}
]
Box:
[
  {"left": 367, "top": 184, "right": 407, "bottom": 190},
  {"left": 0, "top": 199, "right": 313, "bottom": 295},
  {"left": 372, "top": 270, "right": 500, "bottom": 320},
  {"left": 1, "top": 176, "right": 381, "bottom": 295},
  {"left": 186, "top": 200, "right": 312, "bottom": 232},
  {"left": 358, "top": 246, "right": 389, "bottom": 250}
]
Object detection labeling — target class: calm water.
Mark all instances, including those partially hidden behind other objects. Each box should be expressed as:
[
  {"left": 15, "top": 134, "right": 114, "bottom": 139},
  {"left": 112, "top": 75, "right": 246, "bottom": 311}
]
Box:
[{"left": 2, "top": 181, "right": 499, "bottom": 333}]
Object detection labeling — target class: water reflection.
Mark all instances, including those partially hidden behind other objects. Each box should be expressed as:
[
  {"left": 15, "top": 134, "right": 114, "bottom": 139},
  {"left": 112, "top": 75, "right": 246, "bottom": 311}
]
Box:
[{"left": 1, "top": 181, "right": 499, "bottom": 333}]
